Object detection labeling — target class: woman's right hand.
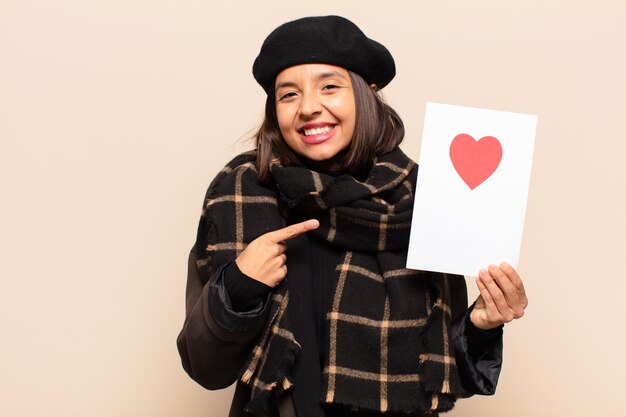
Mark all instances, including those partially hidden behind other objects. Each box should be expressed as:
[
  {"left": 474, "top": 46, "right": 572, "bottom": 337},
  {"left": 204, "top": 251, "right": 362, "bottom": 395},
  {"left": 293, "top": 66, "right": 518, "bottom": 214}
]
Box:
[{"left": 235, "top": 219, "right": 319, "bottom": 287}]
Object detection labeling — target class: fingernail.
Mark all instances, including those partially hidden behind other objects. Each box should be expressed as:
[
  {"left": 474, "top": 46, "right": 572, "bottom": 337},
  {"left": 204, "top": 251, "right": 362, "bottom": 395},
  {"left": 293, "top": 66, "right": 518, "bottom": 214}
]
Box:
[
  {"left": 500, "top": 261, "right": 510, "bottom": 269},
  {"left": 310, "top": 219, "right": 319, "bottom": 228},
  {"left": 479, "top": 268, "right": 488, "bottom": 276},
  {"left": 488, "top": 264, "right": 497, "bottom": 271}
]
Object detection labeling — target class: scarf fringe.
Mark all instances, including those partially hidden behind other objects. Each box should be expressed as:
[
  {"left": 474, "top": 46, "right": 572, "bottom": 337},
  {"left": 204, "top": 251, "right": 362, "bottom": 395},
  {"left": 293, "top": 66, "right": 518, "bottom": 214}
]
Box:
[
  {"left": 417, "top": 298, "right": 462, "bottom": 413},
  {"left": 241, "top": 338, "right": 301, "bottom": 417}
]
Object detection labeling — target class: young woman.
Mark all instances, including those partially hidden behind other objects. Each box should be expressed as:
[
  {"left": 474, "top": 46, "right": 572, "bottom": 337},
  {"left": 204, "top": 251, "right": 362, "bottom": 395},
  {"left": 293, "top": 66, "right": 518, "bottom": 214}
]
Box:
[{"left": 177, "top": 15, "right": 528, "bottom": 417}]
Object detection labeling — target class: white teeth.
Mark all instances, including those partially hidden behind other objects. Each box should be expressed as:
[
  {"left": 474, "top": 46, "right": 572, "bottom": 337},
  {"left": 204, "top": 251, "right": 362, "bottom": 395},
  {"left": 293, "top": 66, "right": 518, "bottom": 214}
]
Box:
[{"left": 303, "top": 126, "right": 333, "bottom": 136}]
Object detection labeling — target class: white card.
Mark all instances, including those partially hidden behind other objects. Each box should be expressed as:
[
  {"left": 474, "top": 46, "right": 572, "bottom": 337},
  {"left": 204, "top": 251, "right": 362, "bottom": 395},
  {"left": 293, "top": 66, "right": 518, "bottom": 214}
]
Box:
[{"left": 406, "top": 102, "right": 537, "bottom": 276}]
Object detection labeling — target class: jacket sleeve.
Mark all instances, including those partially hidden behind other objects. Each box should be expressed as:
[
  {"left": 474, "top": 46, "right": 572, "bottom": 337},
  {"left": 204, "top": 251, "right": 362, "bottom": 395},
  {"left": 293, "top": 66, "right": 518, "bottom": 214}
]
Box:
[
  {"left": 447, "top": 275, "right": 504, "bottom": 397},
  {"left": 451, "top": 303, "right": 503, "bottom": 396},
  {"left": 176, "top": 246, "right": 270, "bottom": 390}
]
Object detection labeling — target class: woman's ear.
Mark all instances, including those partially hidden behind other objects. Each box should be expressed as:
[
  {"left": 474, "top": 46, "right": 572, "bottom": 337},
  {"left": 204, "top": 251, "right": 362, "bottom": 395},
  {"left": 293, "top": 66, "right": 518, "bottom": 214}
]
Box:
[{"left": 369, "top": 83, "right": 379, "bottom": 92}]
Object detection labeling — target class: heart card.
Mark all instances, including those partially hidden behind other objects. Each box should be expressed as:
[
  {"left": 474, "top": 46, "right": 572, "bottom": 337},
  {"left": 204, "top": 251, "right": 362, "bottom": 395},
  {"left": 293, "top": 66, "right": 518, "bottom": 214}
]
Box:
[{"left": 407, "top": 102, "right": 537, "bottom": 276}]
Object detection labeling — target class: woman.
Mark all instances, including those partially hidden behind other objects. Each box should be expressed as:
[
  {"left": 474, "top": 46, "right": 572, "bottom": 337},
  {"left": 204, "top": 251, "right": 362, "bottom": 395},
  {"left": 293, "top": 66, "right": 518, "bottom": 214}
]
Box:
[{"left": 177, "top": 15, "right": 527, "bottom": 417}]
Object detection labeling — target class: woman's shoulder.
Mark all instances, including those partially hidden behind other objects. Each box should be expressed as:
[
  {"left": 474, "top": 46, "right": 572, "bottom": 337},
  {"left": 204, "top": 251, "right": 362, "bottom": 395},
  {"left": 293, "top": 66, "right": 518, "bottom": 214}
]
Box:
[
  {"left": 208, "top": 150, "right": 259, "bottom": 184},
  {"left": 202, "top": 149, "right": 275, "bottom": 204},
  {"left": 217, "top": 149, "right": 259, "bottom": 177}
]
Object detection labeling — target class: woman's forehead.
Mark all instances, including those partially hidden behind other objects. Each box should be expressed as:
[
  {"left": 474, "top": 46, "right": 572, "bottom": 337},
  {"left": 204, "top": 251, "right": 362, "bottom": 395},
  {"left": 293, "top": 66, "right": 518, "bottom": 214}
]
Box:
[{"left": 275, "top": 64, "right": 350, "bottom": 85}]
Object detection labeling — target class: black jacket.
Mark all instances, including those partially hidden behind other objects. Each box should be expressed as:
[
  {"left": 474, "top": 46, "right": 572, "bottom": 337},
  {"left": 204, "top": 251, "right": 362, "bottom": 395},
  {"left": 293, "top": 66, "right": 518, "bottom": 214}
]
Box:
[{"left": 177, "top": 233, "right": 503, "bottom": 417}]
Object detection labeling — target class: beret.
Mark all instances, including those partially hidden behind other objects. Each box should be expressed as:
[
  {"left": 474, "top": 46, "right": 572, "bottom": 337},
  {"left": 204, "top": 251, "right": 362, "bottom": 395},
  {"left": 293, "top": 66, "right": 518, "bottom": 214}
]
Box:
[{"left": 252, "top": 15, "right": 396, "bottom": 93}]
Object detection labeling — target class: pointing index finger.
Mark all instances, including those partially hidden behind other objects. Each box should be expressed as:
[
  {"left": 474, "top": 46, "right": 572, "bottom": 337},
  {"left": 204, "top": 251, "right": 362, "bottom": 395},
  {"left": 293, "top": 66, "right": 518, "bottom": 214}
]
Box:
[{"left": 266, "top": 219, "right": 320, "bottom": 243}]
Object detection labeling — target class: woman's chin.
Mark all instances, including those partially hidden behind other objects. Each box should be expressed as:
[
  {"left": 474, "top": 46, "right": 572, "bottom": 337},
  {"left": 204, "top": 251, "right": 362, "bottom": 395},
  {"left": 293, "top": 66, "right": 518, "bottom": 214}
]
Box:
[{"left": 300, "top": 153, "right": 345, "bottom": 173}]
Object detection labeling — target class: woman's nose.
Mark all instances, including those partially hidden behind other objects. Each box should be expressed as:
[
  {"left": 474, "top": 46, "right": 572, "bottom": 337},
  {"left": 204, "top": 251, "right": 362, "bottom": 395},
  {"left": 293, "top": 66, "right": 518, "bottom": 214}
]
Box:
[{"left": 299, "top": 92, "right": 322, "bottom": 118}]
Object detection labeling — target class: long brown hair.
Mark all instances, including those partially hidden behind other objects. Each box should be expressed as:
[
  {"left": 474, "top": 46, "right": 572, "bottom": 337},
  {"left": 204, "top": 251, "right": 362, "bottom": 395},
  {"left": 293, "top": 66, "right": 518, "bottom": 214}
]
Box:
[{"left": 255, "top": 70, "right": 405, "bottom": 183}]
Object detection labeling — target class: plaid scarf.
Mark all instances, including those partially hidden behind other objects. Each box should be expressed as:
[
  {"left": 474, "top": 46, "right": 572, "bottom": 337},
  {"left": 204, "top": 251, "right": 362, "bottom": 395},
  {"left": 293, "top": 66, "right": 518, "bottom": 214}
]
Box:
[{"left": 196, "top": 148, "right": 464, "bottom": 416}]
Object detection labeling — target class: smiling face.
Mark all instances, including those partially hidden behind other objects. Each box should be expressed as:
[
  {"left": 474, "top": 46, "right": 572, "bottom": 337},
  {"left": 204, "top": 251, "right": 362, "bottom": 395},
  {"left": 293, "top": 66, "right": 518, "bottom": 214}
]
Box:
[{"left": 274, "top": 64, "right": 356, "bottom": 172}]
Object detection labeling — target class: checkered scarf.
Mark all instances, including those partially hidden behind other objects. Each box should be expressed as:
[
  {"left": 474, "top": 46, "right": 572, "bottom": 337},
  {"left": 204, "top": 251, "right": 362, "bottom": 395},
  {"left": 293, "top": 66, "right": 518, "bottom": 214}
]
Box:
[{"left": 196, "top": 148, "right": 464, "bottom": 416}]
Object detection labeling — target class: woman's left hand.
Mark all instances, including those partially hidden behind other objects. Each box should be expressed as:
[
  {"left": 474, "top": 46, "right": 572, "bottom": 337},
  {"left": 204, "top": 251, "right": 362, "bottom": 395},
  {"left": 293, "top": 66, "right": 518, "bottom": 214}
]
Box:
[{"left": 470, "top": 262, "right": 528, "bottom": 331}]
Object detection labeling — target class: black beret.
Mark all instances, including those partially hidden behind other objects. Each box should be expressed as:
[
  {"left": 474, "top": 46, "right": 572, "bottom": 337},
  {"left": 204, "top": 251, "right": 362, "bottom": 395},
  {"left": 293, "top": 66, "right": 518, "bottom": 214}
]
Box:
[{"left": 253, "top": 15, "right": 396, "bottom": 93}]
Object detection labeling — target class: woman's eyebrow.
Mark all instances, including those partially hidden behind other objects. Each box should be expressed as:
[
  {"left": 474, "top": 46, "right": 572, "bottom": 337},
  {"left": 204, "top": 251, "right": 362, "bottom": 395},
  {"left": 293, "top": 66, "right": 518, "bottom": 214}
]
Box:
[
  {"left": 275, "top": 71, "right": 348, "bottom": 94},
  {"left": 317, "top": 71, "right": 347, "bottom": 81},
  {"left": 275, "top": 81, "right": 298, "bottom": 91}
]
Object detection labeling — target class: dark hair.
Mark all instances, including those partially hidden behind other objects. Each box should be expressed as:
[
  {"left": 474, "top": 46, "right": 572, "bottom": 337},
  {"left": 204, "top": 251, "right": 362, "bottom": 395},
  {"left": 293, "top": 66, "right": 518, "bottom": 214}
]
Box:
[{"left": 255, "top": 71, "right": 404, "bottom": 183}]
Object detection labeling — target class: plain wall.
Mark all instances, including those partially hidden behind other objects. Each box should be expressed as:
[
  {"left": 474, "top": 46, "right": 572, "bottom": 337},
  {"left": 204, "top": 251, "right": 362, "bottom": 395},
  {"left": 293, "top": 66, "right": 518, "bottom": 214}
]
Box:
[{"left": 1, "top": 1, "right": 624, "bottom": 416}]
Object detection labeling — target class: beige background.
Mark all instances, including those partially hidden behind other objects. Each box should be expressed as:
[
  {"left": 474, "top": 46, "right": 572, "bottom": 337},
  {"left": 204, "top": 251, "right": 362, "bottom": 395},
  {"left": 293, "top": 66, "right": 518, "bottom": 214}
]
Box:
[{"left": 1, "top": 1, "right": 624, "bottom": 416}]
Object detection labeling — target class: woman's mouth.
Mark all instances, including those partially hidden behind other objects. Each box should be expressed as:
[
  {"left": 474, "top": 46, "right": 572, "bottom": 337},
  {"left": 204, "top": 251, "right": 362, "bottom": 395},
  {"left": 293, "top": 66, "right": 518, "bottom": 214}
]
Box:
[{"left": 299, "top": 125, "right": 336, "bottom": 144}]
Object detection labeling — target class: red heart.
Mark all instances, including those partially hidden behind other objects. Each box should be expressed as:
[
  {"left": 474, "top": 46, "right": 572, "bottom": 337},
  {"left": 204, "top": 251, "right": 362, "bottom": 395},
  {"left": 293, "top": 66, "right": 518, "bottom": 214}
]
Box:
[{"left": 449, "top": 134, "right": 503, "bottom": 190}]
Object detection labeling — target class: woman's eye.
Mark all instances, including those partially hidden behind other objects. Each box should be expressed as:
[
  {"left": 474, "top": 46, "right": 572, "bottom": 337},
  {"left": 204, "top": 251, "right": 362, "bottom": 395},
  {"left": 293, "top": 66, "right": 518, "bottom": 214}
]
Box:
[
  {"left": 323, "top": 84, "right": 339, "bottom": 91},
  {"left": 278, "top": 92, "right": 297, "bottom": 101}
]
